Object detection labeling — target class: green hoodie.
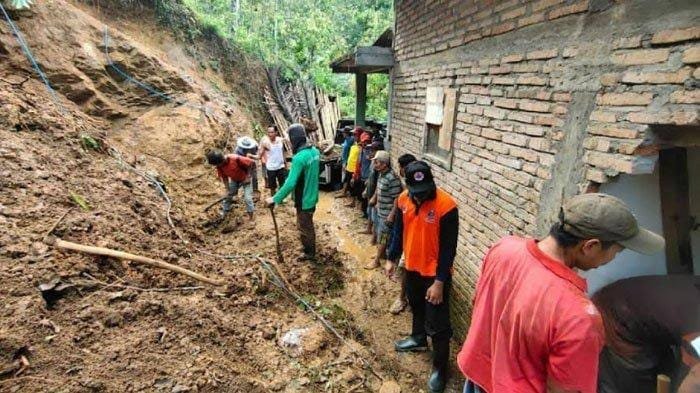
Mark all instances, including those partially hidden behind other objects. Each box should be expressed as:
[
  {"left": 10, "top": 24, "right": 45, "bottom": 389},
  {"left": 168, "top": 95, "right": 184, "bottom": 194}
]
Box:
[{"left": 272, "top": 146, "right": 320, "bottom": 210}]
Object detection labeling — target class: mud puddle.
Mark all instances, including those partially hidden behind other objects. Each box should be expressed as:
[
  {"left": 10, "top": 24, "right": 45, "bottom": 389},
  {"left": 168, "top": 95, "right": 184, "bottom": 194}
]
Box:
[{"left": 315, "top": 192, "right": 437, "bottom": 392}]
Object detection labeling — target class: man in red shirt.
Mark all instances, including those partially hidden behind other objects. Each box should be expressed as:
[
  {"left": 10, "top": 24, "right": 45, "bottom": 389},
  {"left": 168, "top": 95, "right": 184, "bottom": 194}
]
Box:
[
  {"left": 457, "top": 193, "right": 665, "bottom": 393},
  {"left": 387, "top": 161, "right": 458, "bottom": 393},
  {"left": 206, "top": 149, "right": 255, "bottom": 223}
]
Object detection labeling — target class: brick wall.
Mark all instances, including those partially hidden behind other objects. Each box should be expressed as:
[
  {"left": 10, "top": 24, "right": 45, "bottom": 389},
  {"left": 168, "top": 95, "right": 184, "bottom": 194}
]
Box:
[{"left": 390, "top": 0, "right": 700, "bottom": 335}]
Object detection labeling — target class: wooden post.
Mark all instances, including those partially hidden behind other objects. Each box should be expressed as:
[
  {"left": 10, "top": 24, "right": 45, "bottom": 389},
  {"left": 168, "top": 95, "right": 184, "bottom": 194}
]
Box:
[
  {"left": 659, "top": 147, "right": 694, "bottom": 274},
  {"left": 355, "top": 73, "right": 367, "bottom": 126}
]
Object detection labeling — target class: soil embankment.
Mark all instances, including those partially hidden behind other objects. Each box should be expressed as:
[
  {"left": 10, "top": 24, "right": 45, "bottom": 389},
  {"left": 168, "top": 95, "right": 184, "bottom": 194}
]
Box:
[{"left": 0, "top": 1, "right": 460, "bottom": 391}]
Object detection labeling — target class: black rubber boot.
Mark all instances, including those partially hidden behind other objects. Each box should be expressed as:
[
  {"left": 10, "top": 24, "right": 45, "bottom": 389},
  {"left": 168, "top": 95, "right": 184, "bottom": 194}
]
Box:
[
  {"left": 394, "top": 334, "right": 428, "bottom": 352},
  {"left": 427, "top": 338, "right": 450, "bottom": 392}
]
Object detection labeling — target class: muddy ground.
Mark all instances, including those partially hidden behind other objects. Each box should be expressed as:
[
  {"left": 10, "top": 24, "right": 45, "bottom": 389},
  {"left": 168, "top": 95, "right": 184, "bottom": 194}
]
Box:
[{"left": 0, "top": 1, "right": 464, "bottom": 392}]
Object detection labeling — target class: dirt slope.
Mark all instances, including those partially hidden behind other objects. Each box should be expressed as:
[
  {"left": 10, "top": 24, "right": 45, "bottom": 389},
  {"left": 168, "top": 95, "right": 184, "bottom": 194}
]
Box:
[{"left": 0, "top": 1, "right": 458, "bottom": 392}]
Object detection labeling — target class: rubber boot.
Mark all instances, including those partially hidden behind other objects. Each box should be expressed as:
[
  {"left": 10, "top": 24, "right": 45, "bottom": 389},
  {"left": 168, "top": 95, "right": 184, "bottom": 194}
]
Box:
[
  {"left": 427, "top": 338, "right": 450, "bottom": 393},
  {"left": 394, "top": 334, "right": 428, "bottom": 352}
]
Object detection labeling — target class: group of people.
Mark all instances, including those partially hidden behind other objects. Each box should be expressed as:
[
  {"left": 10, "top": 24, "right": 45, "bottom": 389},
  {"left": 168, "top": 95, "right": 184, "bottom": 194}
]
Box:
[
  {"left": 205, "top": 125, "right": 290, "bottom": 224},
  {"left": 205, "top": 123, "right": 320, "bottom": 260},
  {"left": 205, "top": 123, "right": 699, "bottom": 393}
]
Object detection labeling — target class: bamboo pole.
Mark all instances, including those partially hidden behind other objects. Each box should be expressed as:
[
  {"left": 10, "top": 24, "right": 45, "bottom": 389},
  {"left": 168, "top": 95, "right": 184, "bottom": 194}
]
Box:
[{"left": 49, "top": 238, "right": 224, "bottom": 286}]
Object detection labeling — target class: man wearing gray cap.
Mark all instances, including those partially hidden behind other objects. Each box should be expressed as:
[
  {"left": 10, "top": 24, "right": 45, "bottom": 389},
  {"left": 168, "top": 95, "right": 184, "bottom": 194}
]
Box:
[{"left": 457, "top": 193, "right": 665, "bottom": 393}]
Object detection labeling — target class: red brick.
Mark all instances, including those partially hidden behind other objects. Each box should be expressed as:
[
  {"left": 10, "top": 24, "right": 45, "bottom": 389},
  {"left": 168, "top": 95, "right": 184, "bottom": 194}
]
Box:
[
  {"left": 528, "top": 138, "right": 551, "bottom": 152},
  {"left": 670, "top": 90, "right": 700, "bottom": 104},
  {"left": 548, "top": 0, "right": 589, "bottom": 20},
  {"left": 651, "top": 26, "right": 700, "bottom": 45},
  {"left": 501, "top": 6, "right": 526, "bottom": 21},
  {"left": 588, "top": 124, "right": 640, "bottom": 139},
  {"left": 613, "top": 35, "right": 642, "bottom": 49},
  {"left": 514, "top": 123, "right": 547, "bottom": 136},
  {"left": 508, "top": 111, "right": 534, "bottom": 123},
  {"left": 627, "top": 111, "right": 699, "bottom": 125},
  {"left": 501, "top": 54, "right": 524, "bottom": 64},
  {"left": 596, "top": 92, "right": 654, "bottom": 106},
  {"left": 534, "top": 115, "right": 563, "bottom": 127},
  {"left": 493, "top": 77, "right": 516, "bottom": 85},
  {"left": 457, "top": 75, "right": 483, "bottom": 85},
  {"left": 552, "top": 92, "right": 572, "bottom": 102},
  {"left": 484, "top": 107, "right": 507, "bottom": 119},
  {"left": 489, "top": 65, "right": 513, "bottom": 74},
  {"left": 590, "top": 110, "right": 618, "bottom": 123},
  {"left": 513, "top": 63, "right": 541, "bottom": 73},
  {"left": 533, "top": 0, "right": 563, "bottom": 12},
  {"left": 621, "top": 67, "right": 692, "bottom": 84},
  {"left": 586, "top": 168, "right": 608, "bottom": 183},
  {"left": 518, "top": 12, "right": 546, "bottom": 27},
  {"left": 682, "top": 46, "right": 700, "bottom": 64},
  {"left": 502, "top": 133, "right": 529, "bottom": 147},
  {"left": 494, "top": 98, "right": 518, "bottom": 109},
  {"left": 611, "top": 49, "right": 670, "bottom": 65},
  {"left": 526, "top": 48, "right": 558, "bottom": 60},
  {"left": 517, "top": 75, "right": 548, "bottom": 85},
  {"left": 519, "top": 100, "right": 551, "bottom": 113},
  {"left": 481, "top": 128, "right": 503, "bottom": 140},
  {"left": 492, "top": 21, "right": 516, "bottom": 36}
]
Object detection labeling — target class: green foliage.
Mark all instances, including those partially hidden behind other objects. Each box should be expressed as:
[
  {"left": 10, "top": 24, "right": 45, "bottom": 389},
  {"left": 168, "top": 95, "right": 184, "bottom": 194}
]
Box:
[
  {"left": 80, "top": 133, "right": 100, "bottom": 150},
  {"left": 3, "top": 0, "right": 34, "bottom": 10},
  {"left": 69, "top": 191, "right": 91, "bottom": 211},
  {"left": 179, "top": 0, "right": 393, "bottom": 121}
]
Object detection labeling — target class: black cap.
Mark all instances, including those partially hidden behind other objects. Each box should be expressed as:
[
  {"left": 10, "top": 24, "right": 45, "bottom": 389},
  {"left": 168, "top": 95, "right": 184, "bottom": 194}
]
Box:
[{"left": 404, "top": 161, "right": 436, "bottom": 195}]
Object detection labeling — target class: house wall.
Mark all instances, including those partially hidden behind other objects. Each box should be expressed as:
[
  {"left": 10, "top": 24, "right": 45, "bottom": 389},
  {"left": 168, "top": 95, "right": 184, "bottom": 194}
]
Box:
[{"left": 391, "top": 0, "right": 700, "bottom": 334}]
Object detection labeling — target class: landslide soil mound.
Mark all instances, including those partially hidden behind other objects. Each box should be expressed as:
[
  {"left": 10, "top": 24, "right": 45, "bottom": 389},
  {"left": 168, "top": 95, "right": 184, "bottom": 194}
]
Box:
[{"left": 0, "top": 1, "right": 397, "bottom": 392}]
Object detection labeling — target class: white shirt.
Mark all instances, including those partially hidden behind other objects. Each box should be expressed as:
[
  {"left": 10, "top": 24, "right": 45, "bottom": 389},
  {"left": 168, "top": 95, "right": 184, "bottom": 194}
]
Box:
[{"left": 262, "top": 136, "right": 285, "bottom": 171}]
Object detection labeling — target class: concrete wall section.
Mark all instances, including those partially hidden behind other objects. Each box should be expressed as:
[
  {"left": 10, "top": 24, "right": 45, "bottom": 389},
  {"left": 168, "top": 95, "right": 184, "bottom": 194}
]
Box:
[
  {"left": 391, "top": 0, "right": 700, "bottom": 334},
  {"left": 582, "top": 170, "right": 667, "bottom": 294}
]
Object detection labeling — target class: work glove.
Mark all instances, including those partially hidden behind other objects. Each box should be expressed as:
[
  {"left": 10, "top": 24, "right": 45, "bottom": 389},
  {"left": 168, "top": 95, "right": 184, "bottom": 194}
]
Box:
[{"left": 265, "top": 197, "right": 275, "bottom": 208}]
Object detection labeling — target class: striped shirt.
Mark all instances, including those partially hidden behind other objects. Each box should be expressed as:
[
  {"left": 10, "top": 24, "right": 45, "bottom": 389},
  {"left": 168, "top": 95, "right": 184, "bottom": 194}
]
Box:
[{"left": 376, "top": 170, "right": 402, "bottom": 219}]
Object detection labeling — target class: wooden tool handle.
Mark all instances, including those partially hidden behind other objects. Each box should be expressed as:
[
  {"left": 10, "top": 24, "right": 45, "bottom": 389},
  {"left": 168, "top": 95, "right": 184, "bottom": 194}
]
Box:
[{"left": 50, "top": 238, "right": 225, "bottom": 286}]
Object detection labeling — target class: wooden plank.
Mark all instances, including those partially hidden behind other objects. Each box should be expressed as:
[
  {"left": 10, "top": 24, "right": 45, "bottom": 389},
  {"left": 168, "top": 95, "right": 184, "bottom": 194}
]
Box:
[
  {"left": 355, "top": 46, "right": 394, "bottom": 68},
  {"left": 425, "top": 86, "right": 444, "bottom": 125},
  {"left": 439, "top": 88, "right": 457, "bottom": 150},
  {"left": 659, "top": 147, "right": 694, "bottom": 274}
]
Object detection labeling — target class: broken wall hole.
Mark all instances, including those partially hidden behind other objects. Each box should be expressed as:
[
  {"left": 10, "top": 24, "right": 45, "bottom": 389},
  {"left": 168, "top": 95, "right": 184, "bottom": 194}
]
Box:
[{"left": 583, "top": 125, "right": 700, "bottom": 293}]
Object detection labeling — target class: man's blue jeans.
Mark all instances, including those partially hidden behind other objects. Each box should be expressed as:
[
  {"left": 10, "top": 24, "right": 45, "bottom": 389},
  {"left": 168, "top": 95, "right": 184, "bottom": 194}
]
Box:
[{"left": 223, "top": 180, "right": 254, "bottom": 215}]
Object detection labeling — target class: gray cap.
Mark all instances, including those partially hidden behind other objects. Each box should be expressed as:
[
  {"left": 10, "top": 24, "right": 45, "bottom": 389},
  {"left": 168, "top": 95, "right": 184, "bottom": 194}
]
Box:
[{"left": 561, "top": 193, "right": 665, "bottom": 255}]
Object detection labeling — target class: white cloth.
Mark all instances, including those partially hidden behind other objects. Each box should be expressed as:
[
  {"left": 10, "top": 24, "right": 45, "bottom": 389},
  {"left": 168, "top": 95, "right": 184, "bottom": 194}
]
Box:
[{"left": 263, "top": 137, "right": 285, "bottom": 171}]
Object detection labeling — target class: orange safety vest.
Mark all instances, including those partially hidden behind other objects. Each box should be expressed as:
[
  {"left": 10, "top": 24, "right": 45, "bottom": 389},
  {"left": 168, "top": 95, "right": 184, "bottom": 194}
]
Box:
[{"left": 396, "top": 188, "right": 457, "bottom": 277}]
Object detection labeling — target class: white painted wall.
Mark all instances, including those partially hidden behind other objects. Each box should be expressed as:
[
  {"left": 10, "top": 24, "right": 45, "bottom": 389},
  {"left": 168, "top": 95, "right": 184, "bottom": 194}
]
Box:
[
  {"left": 581, "top": 167, "right": 667, "bottom": 294},
  {"left": 688, "top": 147, "right": 700, "bottom": 275}
]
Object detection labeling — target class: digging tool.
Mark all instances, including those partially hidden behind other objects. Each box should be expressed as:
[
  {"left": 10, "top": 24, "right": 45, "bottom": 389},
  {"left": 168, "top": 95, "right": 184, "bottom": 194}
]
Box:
[
  {"left": 47, "top": 237, "right": 225, "bottom": 286},
  {"left": 269, "top": 206, "right": 284, "bottom": 264},
  {"left": 203, "top": 196, "right": 227, "bottom": 212}
]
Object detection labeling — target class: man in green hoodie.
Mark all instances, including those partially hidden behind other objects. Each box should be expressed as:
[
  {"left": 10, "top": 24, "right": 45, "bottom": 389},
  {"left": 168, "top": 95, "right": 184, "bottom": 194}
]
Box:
[{"left": 266, "top": 123, "right": 320, "bottom": 261}]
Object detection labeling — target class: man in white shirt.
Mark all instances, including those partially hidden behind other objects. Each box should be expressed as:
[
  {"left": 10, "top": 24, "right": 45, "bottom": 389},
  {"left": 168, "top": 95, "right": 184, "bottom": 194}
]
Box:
[{"left": 259, "top": 125, "right": 287, "bottom": 195}]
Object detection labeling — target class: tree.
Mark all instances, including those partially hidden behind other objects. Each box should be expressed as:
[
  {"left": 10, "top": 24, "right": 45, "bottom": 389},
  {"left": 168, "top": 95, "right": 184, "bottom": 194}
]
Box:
[{"left": 181, "top": 0, "right": 393, "bottom": 121}]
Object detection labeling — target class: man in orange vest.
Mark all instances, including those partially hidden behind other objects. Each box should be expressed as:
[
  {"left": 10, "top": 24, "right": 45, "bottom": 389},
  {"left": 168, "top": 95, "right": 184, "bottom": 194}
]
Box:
[{"left": 387, "top": 160, "right": 458, "bottom": 393}]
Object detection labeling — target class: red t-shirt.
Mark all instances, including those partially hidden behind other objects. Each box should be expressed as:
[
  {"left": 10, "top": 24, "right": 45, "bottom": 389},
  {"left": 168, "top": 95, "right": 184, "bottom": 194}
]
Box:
[
  {"left": 457, "top": 237, "right": 604, "bottom": 393},
  {"left": 216, "top": 154, "right": 253, "bottom": 182}
]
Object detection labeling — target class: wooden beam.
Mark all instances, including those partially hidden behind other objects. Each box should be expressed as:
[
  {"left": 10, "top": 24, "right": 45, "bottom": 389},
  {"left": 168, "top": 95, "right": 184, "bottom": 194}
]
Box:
[
  {"left": 659, "top": 147, "right": 694, "bottom": 274},
  {"left": 355, "top": 73, "right": 367, "bottom": 126},
  {"left": 355, "top": 46, "right": 394, "bottom": 68}
]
